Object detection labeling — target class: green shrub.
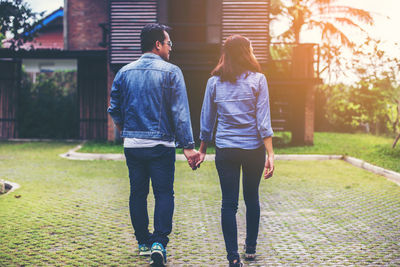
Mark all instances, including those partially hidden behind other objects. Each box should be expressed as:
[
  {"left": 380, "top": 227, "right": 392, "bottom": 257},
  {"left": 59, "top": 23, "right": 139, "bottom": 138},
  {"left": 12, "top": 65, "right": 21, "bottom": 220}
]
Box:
[{"left": 17, "top": 71, "right": 78, "bottom": 139}]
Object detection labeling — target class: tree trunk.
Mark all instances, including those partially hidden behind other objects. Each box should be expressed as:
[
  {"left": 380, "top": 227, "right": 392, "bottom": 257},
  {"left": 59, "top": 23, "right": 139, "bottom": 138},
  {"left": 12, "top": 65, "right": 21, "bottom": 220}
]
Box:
[
  {"left": 393, "top": 100, "right": 400, "bottom": 148},
  {"left": 393, "top": 133, "right": 400, "bottom": 148},
  {"left": 396, "top": 100, "right": 400, "bottom": 133}
]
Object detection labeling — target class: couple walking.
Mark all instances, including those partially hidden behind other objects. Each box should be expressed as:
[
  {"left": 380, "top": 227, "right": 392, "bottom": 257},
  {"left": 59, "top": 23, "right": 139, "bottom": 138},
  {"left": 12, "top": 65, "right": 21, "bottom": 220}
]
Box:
[{"left": 108, "top": 23, "right": 274, "bottom": 267}]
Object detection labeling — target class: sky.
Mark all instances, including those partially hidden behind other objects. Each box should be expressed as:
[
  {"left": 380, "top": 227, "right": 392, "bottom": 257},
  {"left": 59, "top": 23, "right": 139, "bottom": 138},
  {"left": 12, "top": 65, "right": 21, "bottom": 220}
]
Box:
[
  {"left": 26, "top": 0, "right": 63, "bottom": 15},
  {"left": 340, "top": 0, "right": 400, "bottom": 47}
]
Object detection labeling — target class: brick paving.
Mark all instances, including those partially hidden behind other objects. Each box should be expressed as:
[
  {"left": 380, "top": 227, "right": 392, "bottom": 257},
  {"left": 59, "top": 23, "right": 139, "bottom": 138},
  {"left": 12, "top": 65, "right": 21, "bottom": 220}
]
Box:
[{"left": 0, "top": 142, "right": 400, "bottom": 266}]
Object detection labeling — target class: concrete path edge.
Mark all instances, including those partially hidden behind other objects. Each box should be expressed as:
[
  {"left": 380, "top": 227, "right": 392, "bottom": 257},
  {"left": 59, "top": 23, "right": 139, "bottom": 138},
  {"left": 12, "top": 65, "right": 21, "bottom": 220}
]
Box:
[
  {"left": 343, "top": 156, "right": 400, "bottom": 185},
  {"left": 60, "top": 144, "right": 400, "bottom": 186}
]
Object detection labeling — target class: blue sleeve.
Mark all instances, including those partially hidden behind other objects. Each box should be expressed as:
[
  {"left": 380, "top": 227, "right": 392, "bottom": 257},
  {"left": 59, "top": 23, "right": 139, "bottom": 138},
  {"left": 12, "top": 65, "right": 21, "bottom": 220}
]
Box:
[
  {"left": 200, "top": 77, "right": 217, "bottom": 142},
  {"left": 107, "top": 70, "right": 123, "bottom": 125},
  {"left": 256, "top": 74, "right": 274, "bottom": 138},
  {"left": 170, "top": 67, "right": 195, "bottom": 149}
]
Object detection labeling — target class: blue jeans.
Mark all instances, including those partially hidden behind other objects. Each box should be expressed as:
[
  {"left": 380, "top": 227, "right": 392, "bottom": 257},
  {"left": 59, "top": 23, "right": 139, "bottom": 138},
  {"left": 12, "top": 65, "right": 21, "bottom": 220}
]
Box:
[
  {"left": 215, "top": 146, "right": 265, "bottom": 262},
  {"left": 124, "top": 145, "right": 176, "bottom": 248}
]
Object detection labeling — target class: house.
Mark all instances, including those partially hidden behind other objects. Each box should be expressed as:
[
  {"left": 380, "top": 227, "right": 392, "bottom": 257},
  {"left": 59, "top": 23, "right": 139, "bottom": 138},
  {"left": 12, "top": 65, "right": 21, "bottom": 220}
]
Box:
[
  {"left": 2, "top": 7, "right": 64, "bottom": 50},
  {"left": 2, "top": 8, "right": 76, "bottom": 79},
  {"left": 0, "top": 0, "right": 319, "bottom": 145}
]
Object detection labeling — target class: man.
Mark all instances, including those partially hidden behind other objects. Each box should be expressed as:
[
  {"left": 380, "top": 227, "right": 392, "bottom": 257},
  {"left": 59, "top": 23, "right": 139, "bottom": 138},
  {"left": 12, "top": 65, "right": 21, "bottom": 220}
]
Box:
[{"left": 108, "top": 23, "right": 199, "bottom": 266}]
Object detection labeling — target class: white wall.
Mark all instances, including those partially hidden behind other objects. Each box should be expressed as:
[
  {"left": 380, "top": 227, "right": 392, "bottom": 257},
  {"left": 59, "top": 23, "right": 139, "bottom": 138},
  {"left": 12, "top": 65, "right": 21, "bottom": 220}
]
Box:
[{"left": 22, "top": 58, "right": 77, "bottom": 72}]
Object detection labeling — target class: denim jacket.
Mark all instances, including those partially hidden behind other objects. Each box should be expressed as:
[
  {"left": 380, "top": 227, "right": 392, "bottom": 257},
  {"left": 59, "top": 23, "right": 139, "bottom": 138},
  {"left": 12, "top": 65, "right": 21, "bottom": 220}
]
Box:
[
  {"left": 200, "top": 72, "right": 273, "bottom": 149},
  {"left": 108, "top": 53, "right": 195, "bottom": 149}
]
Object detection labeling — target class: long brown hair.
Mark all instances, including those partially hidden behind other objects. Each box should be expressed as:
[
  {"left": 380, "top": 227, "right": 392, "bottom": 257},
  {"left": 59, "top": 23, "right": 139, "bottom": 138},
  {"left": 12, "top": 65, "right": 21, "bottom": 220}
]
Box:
[{"left": 211, "top": 35, "right": 261, "bottom": 83}]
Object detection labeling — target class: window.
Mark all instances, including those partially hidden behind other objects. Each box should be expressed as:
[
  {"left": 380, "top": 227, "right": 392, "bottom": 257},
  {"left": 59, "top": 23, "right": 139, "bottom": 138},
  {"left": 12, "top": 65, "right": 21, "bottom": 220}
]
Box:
[{"left": 167, "top": 0, "right": 221, "bottom": 44}]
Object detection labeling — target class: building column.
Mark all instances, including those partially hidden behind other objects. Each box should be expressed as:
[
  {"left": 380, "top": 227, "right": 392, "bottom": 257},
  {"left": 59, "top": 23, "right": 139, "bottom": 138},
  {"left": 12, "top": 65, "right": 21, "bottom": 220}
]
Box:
[
  {"left": 291, "top": 44, "right": 316, "bottom": 145},
  {"left": 107, "top": 64, "right": 116, "bottom": 142}
]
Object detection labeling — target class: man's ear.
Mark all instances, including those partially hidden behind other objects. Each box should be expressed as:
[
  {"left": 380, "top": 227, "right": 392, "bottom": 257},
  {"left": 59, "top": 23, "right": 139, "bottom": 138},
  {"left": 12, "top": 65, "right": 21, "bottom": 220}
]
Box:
[{"left": 155, "top": 40, "right": 161, "bottom": 50}]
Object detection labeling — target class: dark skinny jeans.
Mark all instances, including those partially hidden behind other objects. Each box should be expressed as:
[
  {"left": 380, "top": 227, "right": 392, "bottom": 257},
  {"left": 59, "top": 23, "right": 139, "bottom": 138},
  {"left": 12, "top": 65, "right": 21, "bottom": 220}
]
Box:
[{"left": 215, "top": 146, "right": 265, "bottom": 262}]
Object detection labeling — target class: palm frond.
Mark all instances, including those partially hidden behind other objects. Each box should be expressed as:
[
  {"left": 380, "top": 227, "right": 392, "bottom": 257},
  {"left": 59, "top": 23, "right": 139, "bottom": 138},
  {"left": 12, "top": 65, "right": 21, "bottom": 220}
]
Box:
[
  {"left": 315, "top": 5, "right": 373, "bottom": 24},
  {"left": 308, "top": 0, "right": 339, "bottom": 6},
  {"left": 270, "top": 0, "right": 286, "bottom": 16},
  {"left": 277, "top": 28, "right": 296, "bottom": 42},
  {"left": 321, "top": 21, "right": 353, "bottom": 47},
  {"left": 307, "top": 19, "right": 323, "bottom": 29},
  {"left": 333, "top": 17, "right": 365, "bottom": 32}
]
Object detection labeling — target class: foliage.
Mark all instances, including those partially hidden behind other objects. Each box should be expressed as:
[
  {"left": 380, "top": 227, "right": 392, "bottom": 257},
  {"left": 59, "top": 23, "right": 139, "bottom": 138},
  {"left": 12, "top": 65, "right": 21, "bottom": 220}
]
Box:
[
  {"left": 17, "top": 71, "right": 78, "bottom": 139},
  {"left": 0, "top": 0, "right": 43, "bottom": 50},
  {"left": 318, "top": 38, "right": 400, "bottom": 134},
  {"left": 270, "top": 0, "right": 373, "bottom": 81},
  {"left": 0, "top": 32, "right": 5, "bottom": 47},
  {"left": 271, "top": 0, "right": 373, "bottom": 45},
  {"left": 267, "top": 43, "right": 294, "bottom": 78}
]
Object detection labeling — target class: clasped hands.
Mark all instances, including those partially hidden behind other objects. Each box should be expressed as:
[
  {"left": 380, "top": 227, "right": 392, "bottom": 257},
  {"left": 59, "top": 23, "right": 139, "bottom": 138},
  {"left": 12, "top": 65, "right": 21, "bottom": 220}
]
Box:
[{"left": 183, "top": 149, "right": 205, "bottom": 170}]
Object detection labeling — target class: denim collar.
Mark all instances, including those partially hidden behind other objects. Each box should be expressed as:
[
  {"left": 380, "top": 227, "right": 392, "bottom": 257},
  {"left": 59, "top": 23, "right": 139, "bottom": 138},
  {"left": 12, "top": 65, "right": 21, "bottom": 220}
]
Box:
[{"left": 141, "top": 52, "right": 164, "bottom": 61}]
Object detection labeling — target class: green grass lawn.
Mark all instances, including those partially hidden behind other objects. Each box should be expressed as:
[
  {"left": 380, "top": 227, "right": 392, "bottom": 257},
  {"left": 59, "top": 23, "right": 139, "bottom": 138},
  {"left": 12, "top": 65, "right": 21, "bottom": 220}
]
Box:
[
  {"left": 1, "top": 142, "right": 400, "bottom": 266},
  {"left": 78, "top": 132, "right": 400, "bottom": 173},
  {"left": 274, "top": 132, "right": 400, "bottom": 173}
]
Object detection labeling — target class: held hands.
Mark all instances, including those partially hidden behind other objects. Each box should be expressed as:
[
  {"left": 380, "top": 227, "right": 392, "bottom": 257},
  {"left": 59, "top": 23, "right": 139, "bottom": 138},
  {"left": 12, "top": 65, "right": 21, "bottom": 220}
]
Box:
[
  {"left": 264, "top": 155, "right": 274, "bottom": 179},
  {"left": 183, "top": 149, "right": 201, "bottom": 170}
]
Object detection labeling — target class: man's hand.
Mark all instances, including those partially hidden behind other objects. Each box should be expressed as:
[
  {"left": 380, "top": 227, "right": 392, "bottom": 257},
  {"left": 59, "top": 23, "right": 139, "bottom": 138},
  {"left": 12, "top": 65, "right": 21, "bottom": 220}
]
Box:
[
  {"left": 183, "top": 149, "right": 200, "bottom": 170},
  {"left": 264, "top": 155, "right": 274, "bottom": 179}
]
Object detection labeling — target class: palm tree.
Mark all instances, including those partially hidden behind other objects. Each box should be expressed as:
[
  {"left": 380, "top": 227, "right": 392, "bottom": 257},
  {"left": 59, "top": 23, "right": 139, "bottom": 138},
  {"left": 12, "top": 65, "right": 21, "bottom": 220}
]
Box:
[
  {"left": 271, "top": 0, "right": 373, "bottom": 46},
  {"left": 270, "top": 0, "right": 374, "bottom": 82}
]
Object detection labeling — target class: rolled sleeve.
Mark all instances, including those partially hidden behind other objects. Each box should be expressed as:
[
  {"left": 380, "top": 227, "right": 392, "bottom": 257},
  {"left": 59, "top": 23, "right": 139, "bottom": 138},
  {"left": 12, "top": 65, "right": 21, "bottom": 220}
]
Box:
[
  {"left": 169, "top": 67, "right": 195, "bottom": 149},
  {"left": 256, "top": 74, "right": 274, "bottom": 138},
  {"left": 107, "top": 71, "right": 123, "bottom": 125},
  {"left": 200, "top": 77, "right": 217, "bottom": 142}
]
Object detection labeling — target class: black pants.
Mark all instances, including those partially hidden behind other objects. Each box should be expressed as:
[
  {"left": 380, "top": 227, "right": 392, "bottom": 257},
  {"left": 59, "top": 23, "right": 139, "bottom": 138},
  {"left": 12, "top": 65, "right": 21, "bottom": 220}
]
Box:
[{"left": 215, "top": 146, "right": 266, "bottom": 262}]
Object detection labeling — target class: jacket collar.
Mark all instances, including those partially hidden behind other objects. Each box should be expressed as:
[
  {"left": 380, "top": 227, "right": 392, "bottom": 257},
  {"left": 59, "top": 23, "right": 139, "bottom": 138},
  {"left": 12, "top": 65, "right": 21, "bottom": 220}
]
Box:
[{"left": 141, "top": 52, "right": 164, "bottom": 61}]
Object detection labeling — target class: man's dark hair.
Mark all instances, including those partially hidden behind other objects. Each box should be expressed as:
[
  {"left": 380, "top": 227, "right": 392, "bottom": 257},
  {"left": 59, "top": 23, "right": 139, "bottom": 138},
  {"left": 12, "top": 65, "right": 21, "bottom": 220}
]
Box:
[{"left": 140, "top": 23, "right": 171, "bottom": 53}]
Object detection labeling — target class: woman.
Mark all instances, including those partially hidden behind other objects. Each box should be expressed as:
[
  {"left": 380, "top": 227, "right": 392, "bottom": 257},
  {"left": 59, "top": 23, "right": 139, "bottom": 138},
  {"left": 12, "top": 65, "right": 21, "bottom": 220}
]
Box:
[{"left": 196, "top": 35, "right": 274, "bottom": 267}]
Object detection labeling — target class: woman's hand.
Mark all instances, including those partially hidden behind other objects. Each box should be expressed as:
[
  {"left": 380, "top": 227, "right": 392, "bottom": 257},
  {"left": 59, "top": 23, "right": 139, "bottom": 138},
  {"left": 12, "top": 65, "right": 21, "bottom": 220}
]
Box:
[
  {"left": 264, "top": 155, "right": 274, "bottom": 179},
  {"left": 196, "top": 152, "right": 206, "bottom": 167},
  {"left": 196, "top": 141, "right": 208, "bottom": 168},
  {"left": 263, "top": 136, "right": 274, "bottom": 179}
]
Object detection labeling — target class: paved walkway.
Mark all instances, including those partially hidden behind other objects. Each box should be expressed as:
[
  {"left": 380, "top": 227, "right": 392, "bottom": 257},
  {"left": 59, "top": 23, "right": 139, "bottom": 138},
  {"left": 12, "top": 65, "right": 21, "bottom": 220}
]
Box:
[{"left": 1, "top": 142, "right": 400, "bottom": 266}]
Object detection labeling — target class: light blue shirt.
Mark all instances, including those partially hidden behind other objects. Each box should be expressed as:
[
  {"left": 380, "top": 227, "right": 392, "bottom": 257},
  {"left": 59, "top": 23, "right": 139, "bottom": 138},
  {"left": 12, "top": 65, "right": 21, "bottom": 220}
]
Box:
[{"left": 200, "top": 72, "right": 273, "bottom": 149}]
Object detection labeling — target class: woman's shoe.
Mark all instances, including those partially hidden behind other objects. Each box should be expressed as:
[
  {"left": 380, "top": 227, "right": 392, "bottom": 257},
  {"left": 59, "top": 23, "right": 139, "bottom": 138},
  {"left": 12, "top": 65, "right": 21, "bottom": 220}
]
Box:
[
  {"left": 244, "top": 244, "right": 256, "bottom": 260},
  {"left": 229, "top": 259, "right": 244, "bottom": 267}
]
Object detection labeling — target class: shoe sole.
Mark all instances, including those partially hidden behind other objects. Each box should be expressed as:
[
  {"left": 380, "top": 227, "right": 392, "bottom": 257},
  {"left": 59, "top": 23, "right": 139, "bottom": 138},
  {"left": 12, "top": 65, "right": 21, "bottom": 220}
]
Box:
[
  {"left": 150, "top": 251, "right": 166, "bottom": 266},
  {"left": 244, "top": 253, "right": 256, "bottom": 261},
  {"left": 139, "top": 251, "right": 151, "bottom": 256}
]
